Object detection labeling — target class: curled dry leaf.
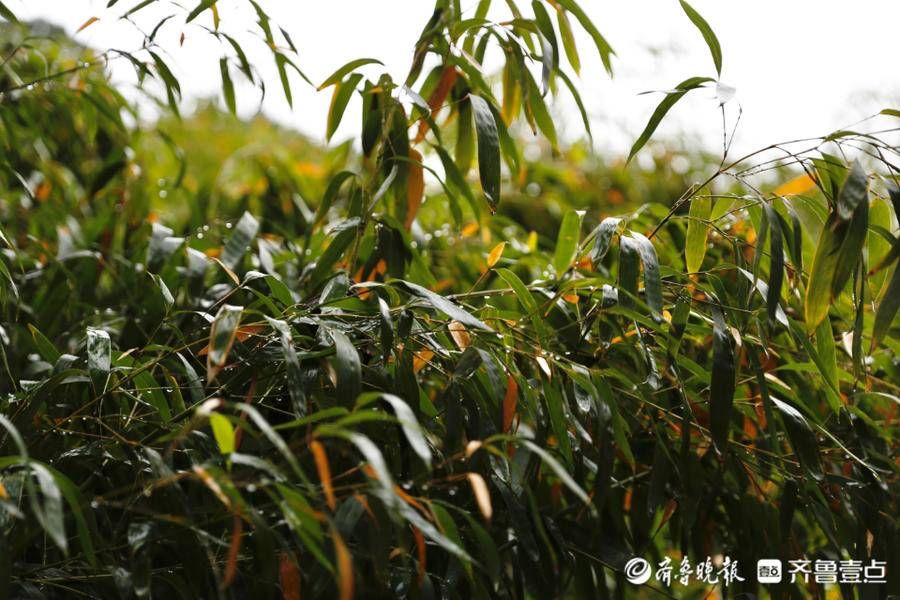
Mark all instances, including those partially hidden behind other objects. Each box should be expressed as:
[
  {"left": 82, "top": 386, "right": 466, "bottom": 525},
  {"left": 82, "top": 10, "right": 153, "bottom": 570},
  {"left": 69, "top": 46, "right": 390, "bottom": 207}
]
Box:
[{"left": 448, "top": 320, "right": 471, "bottom": 350}]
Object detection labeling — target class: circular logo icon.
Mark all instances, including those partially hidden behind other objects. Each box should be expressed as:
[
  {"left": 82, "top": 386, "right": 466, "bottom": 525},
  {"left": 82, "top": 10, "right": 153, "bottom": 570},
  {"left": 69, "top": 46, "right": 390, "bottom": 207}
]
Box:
[{"left": 624, "top": 558, "right": 651, "bottom": 585}]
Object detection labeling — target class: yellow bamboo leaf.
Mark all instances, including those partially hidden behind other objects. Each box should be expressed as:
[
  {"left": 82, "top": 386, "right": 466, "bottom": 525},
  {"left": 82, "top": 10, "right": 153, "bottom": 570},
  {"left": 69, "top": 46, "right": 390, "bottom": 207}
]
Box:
[
  {"left": 773, "top": 173, "right": 816, "bottom": 197},
  {"left": 486, "top": 241, "right": 506, "bottom": 268},
  {"left": 467, "top": 472, "right": 492, "bottom": 521}
]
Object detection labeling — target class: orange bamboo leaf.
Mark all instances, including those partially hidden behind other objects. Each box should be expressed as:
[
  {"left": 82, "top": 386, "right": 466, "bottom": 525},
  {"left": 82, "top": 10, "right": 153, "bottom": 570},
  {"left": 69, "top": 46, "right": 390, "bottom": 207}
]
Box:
[
  {"left": 76, "top": 16, "right": 99, "bottom": 33},
  {"left": 310, "top": 440, "right": 337, "bottom": 511},
  {"left": 279, "top": 551, "right": 301, "bottom": 600},
  {"left": 502, "top": 374, "right": 518, "bottom": 432},
  {"left": 412, "top": 349, "right": 434, "bottom": 373},
  {"left": 333, "top": 529, "right": 354, "bottom": 600},
  {"left": 223, "top": 514, "right": 243, "bottom": 587},
  {"left": 414, "top": 65, "right": 458, "bottom": 142},
  {"left": 412, "top": 526, "right": 426, "bottom": 585}
]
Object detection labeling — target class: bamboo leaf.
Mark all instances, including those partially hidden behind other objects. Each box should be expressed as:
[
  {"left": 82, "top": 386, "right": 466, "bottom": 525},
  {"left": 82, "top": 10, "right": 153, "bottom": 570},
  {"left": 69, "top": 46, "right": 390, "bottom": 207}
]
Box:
[
  {"left": 209, "top": 412, "right": 236, "bottom": 454},
  {"left": 469, "top": 95, "right": 501, "bottom": 212},
  {"left": 709, "top": 305, "right": 735, "bottom": 453},
  {"left": 87, "top": 328, "right": 111, "bottom": 394},
  {"left": 685, "top": 194, "right": 712, "bottom": 273},
  {"left": 553, "top": 209, "right": 584, "bottom": 275},
  {"left": 206, "top": 304, "right": 243, "bottom": 382},
  {"left": 678, "top": 0, "right": 722, "bottom": 75},
  {"left": 318, "top": 58, "right": 383, "bottom": 90},
  {"left": 219, "top": 58, "right": 236, "bottom": 115},
  {"left": 629, "top": 232, "right": 664, "bottom": 321},
  {"left": 327, "top": 328, "right": 361, "bottom": 403},
  {"left": 590, "top": 217, "right": 623, "bottom": 268},
  {"left": 772, "top": 398, "right": 823, "bottom": 480},
  {"left": 392, "top": 280, "right": 491, "bottom": 331},
  {"left": 326, "top": 73, "right": 362, "bottom": 141},
  {"left": 628, "top": 77, "right": 714, "bottom": 163}
]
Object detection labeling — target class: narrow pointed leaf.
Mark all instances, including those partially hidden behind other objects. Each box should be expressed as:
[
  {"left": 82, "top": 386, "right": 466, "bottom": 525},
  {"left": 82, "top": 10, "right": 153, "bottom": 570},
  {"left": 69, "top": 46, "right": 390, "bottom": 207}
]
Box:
[
  {"left": 628, "top": 77, "right": 714, "bottom": 162},
  {"left": 469, "top": 95, "right": 501, "bottom": 211},
  {"left": 709, "top": 305, "right": 735, "bottom": 453},
  {"left": 678, "top": 0, "right": 722, "bottom": 75}
]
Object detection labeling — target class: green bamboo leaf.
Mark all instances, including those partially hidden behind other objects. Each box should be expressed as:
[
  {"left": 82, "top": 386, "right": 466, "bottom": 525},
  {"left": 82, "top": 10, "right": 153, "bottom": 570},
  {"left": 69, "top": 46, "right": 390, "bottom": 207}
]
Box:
[
  {"left": 219, "top": 57, "right": 236, "bottom": 115},
  {"left": 831, "top": 193, "right": 868, "bottom": 298},
  {"left": 836, "top": 160, "right": 868, "bottom": 222},
  {"left": 627, "top": 77, "right": 714, "bottom": 163},
  {"left": 685, "top": 194, "right": 712, "bottom": 273},
  {"left": 524, "top": 69, "right": 558, "bottom": 152},
  {"left": 327, "top": 328, "right": 361, "bottom": 403},
  {"left": 709, "top": 305, "right": 735, "bottom": 453},
  {"left": 772, "top": 397, "right": 823, "bottom": 481},
  {"left": 469, "top": 94, "right": 501, "bottom": 212},
  {"left": 556, "top": 7, "right": 580, "bottom": 74},
  {"left": 28, "top": 324, "right": 61, "bottom": 364},
  {"left": 872, "top": 265, "right": 900, "bottom": 348},
  {"left": 590, "top": 217, "right": 623, "bottom": 268},
  {"left": 392, "top": 280, "right": 491, "bottom": 331},
  {"left": 804, "top": 212, "right": 844, "bottom": 331},
  {"left": 206, "top": 304, "right": 243, "bottom": 383},
  {"left": 267, "top": 318, "right": 306, "bottom": 417},
  {"left": 617, "top": 236, "right": 640, "bottom": 309},
  {"left": 629, "top": 232, "right": 664, "bottom": 321},
  {"left": 678, "top": 0, "right": 722, "bottom": 75},
  {"left": 377, "top": 393, "right": 432, "bottom": 468},
  {"left": 222, "top": 211, "right": 259, "bottom": 269},
  {"left": 520, "top": 440, "right": 590, "bottom": 505},
  {"left": 815, "top": 318, "right": 839, "bottom": 401},
  {"left": 186, "top": 0, "right": 217, "bottom": 23},
  {"left": 495, "top": 267, "right": 546, "bottom": 337},
  {"left": 557, "top": 70, "right": 592, "bottom": 144},
  {"left": 761, "top": 203, "right": 784, "bottom": 325},
  {"left": 209, "top": 412, "right": 235, "bottom": 454},
  {"left": 455, "top": 97, "right": 475, "bottom": 177},
  {"left": 0, "top": 2, "right": 19, "bottom": 22},
  {"left": 553, "top": 0, "right": 614, "bottom": 75},
  {"left": 553, "top": 209, "right": 584, "bottom": 275},
  {"left": 326, "top": 73, "right": 362, "bottom": 141},
  {"left": 317, "top": 58, "right": 383, "bottom": 90},
  {"left": 31, "top": 463, "right": 67, "bottom": 553},
  {"left": 87, "top": 328, "right": 111, "bottom": 395}
]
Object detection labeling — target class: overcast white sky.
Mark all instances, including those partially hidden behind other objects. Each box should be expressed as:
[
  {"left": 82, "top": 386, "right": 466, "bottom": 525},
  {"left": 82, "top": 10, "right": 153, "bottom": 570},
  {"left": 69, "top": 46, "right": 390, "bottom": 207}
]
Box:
[{"left": 9, "top": 1, "right": 900, "bottom": 160}]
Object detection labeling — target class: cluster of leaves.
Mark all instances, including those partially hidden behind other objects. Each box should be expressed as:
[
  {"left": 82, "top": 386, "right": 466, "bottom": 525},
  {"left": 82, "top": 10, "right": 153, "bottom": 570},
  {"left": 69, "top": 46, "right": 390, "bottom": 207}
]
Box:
[{"left": 0, "top": 1, "right": 898, "bottom": 599}]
